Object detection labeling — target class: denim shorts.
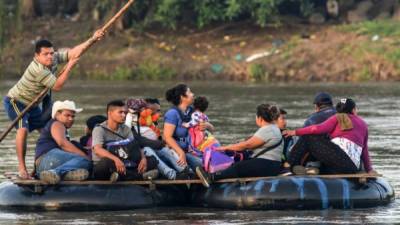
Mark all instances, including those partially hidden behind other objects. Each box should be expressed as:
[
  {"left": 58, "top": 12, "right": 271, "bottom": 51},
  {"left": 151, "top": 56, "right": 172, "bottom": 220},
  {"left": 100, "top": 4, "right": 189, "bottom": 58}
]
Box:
[{"left": 3, "top": 96, "right": 44, "bottom": 132}]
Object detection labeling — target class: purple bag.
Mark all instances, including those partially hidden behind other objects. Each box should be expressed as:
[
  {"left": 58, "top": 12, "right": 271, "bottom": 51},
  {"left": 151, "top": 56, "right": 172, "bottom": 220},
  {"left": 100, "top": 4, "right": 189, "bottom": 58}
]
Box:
[
  {"left": 203, "top": 146, "right": 234, "bottom": 173},
  {"left": 126, "top": 98, "right": 148, "bottom": 112}
]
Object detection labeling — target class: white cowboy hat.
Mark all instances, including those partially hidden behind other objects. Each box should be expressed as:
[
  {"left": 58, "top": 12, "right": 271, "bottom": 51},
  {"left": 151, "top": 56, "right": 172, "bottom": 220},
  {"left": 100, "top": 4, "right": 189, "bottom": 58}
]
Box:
[{"left": 52, "top": 100, "right": 83, "bottom": 119}]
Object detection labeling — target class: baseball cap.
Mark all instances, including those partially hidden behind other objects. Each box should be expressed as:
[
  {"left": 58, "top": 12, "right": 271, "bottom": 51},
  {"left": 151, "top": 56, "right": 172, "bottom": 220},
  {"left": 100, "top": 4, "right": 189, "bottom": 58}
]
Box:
[{"left": 313, "top": 92, "right": 333, "bottom": 105}]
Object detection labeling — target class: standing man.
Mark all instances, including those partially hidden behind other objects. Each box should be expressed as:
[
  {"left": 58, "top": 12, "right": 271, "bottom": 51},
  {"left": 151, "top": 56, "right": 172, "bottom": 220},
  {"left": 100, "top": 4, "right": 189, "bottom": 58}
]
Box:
[{"left": 3, "top": 30, "right": 105, "bottom": 179}]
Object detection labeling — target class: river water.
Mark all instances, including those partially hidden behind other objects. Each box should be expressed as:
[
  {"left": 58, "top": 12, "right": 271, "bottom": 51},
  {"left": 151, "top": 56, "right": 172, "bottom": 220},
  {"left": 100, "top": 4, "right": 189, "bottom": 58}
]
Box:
[{"left": 0, "top": 80, "right": 398, "bottom": 224}]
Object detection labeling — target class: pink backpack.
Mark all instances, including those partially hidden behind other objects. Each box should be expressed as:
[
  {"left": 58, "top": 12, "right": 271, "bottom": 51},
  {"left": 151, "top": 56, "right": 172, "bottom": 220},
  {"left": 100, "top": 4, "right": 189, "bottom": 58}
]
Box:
[{"left": 189, "top": 126, "right": 205, "bottom": 149}]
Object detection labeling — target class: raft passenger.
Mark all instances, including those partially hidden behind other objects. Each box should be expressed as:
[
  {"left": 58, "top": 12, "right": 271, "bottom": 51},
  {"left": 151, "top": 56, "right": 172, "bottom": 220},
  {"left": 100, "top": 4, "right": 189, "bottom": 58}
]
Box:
[
  {"left": 275, "top": 108, "right": 297, "bottom": 175},
  {"left": 284, "top": 98, "right": 375, "bottom": 175},
  {"left": 35, "top": 100, "right": 91, "bottom": 184},
  {"left": 196, "top": 104, "right": 284, "bottom": 188},
  {"left": 157, "top": 84, "right": 209, "bottom": 174},
  {"left": 183, "top": 96, "right": 219, "bottom": 154},
  {"left": 79, "top": 115, "right": 107, "bottom": 159},
  {"left": 304, "top": 92, "right": 336, "bottom": 127},
  {"left": 125, "top": 98, "right": 189, "bottom": 180},
  {"left": 91, "top": 100, "right": 158, "bottom": 182}
]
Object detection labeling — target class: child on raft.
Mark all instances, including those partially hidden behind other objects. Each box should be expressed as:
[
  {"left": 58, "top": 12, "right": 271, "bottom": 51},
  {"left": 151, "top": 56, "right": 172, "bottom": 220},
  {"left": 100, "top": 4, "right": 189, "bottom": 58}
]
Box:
[{"left": 183, "top": 96, "right": 219, "bottom": 155}]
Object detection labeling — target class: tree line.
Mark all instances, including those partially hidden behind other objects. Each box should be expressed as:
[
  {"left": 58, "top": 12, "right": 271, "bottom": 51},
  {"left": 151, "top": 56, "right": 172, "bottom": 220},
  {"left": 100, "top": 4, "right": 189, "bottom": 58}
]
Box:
[{"left": 0, "top": 0, "right": 399, "bottom": 49}]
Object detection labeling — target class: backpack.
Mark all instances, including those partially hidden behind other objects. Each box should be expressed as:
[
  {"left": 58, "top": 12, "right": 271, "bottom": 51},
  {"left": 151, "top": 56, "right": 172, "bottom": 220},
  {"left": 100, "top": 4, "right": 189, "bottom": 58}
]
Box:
[
  {"left": 99, "top": 125, "right": 142, "bottom": 167},
  {"left": 225, "top": 150, "right": 252, "bottom": 162},
  {"left": 188, "top": 112, "right": 209, "bottom": 150},
  {"left": 203, "top": 144, "right": 234, "bottom": 173},
  {"left": 189, "top": 126, "right": 205, "bottom": 150}
]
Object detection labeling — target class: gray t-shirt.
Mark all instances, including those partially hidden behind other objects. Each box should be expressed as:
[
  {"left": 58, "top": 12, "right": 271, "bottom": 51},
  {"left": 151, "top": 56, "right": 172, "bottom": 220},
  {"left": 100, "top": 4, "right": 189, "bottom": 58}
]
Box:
[
  {"left": 252, "top": 124, "right": 283, "bottom": 161},
  {"left": 91, "top": 121, "right": 133, "bottom": 162}
]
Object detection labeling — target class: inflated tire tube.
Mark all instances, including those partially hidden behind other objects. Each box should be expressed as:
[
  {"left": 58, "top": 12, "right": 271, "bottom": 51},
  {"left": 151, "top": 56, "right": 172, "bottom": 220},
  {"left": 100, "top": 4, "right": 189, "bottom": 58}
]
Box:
[
  {"left": 0, "top": 181, "right": 190, "bottom": 211},
  {"left": 191, "top": 177, "right": 395, "bottom": 210}
]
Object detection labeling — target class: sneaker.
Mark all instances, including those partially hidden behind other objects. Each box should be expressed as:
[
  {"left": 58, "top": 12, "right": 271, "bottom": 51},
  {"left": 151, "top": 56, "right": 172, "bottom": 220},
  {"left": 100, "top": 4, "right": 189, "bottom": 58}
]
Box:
[
  {"left": 175, "top": 167, "right": 192, "bottom": 180},
  {"left": 279, "top": 168, "right": 293, "bottom": 176},
  {"left": 40, "top": 170, "right": 61, "bottom": 184},
  {"left": 305, "top": 167, "right": 319, "bottom": 175},
  {"left": 63, "top": 169, "right": 89, "bottom": 181},
  {"left": 292, "top": 165, "right": 307, "bottom": 175},
  {"left": 109, "top": 172, "right": 119, "bottom": 183},
  {"left": 142, "top": 169, "right": 159, "bottom": 180},
  {"left": 292, "top": 165, "right": 320, "bottom": 175},
  {"left": 305, "top": 161, "right": 321, "bottom": 168},
  {"left": 175, "top": 170, "right": 190, "bottom": 180},
  {"left": 195, "top": 167, "right": 211, "bottom": 188}
]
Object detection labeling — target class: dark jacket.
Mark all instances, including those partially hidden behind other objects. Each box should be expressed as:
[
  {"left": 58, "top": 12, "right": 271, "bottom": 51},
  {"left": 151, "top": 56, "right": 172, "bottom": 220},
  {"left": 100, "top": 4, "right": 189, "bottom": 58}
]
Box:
[{"left": 303, "top": 106, "right": 336, "bottom": 127}]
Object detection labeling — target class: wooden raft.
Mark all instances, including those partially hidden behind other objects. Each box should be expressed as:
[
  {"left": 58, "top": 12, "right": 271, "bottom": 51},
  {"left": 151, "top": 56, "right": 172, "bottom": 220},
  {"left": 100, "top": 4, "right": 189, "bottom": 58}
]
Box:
[{"left": 4, "top": 172, "right": 381, "bottom": 186}]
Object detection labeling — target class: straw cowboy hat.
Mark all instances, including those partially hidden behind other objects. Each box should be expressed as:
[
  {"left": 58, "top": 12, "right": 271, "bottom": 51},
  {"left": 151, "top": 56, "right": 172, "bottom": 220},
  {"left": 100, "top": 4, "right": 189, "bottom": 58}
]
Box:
[{"left": 51, "top": 100, "right": 83, "bottom": 119}]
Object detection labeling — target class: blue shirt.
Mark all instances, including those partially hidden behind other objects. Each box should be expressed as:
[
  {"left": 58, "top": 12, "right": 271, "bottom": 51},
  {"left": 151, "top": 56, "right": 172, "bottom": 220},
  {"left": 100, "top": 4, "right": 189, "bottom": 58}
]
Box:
[
  {"left": 164, "top": 106, "right": 193, "bottom": 151},
  {"left": 304, "top": 106, "right": 336, "bottom": 127}
]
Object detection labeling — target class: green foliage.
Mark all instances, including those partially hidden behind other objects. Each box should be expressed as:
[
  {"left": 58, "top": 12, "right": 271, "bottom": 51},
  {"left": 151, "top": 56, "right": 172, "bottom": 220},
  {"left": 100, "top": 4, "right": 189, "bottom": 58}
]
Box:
[
  {"left": 0, "top": 1, "right": 5, "bottom": 51},
  {"left": 154, "top": 0, "right": 182, "bottom": 29},
  {"left": 251, "top": 0, "right": 282, "bottom": 27},
  {"left": 0, "top": 1, "right": 22, "bottom": 54},
  {"left": 132, "top": 60, "right": 177, "bottom": 80},
  {"left": 91, "top": 0, "right": 326, "bottom": 29},
  {"left": 225, "top": 0, "right": 247, "bottom": 20},
  {"left": 193, "top": 0, "right": 226, "bottom": 28},
  {"left": 299, "top": 0, "right": 315, "bottom": 17},
  {"left": 339, "top": 20, "right": 400, "bottom": 38},
  {"left": 87, "top": 61, "right": 177, "bottom": 80},
  {"left": 248, "top": 64, "right": 267, "bottom": 81},
  {"left": 113, "top": 66, "right": 134, "bottom": 80},
  {"left": 356, "top": 66, "right": 372, "bottom": 81},
  {"left": 0, "top": 0, "right": 336, "bottom": 32}
]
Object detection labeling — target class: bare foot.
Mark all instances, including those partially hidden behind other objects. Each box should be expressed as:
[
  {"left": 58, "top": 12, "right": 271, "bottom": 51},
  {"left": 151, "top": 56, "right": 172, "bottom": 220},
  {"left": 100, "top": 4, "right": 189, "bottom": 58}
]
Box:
[{"left": 18, "top": 169, "right": 32, "bottom": 180}]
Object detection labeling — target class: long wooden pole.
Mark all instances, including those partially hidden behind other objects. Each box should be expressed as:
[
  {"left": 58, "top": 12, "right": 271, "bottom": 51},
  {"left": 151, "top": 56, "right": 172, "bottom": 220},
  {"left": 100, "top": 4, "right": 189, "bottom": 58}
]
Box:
[{"left": 0, "top": 0, "right": 135, "bottom": 143}]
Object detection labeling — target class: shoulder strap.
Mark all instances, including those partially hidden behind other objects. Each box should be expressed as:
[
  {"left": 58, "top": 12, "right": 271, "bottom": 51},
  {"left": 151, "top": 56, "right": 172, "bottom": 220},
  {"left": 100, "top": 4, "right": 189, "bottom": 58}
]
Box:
[
  {"left": 132, "top": 112, "right": 142, "bottom": 137},
  {"left": 172, "top": 106, "right": 193, "bottom": 123},
  {"left": 253, "top": 137, "right": 283, "bottom": 158},
  {"left": 172, "top": 106, "right": 185, "bottom": 121},
  {"left": 98, "top": 125, "right": 126, "bottom": 139}
]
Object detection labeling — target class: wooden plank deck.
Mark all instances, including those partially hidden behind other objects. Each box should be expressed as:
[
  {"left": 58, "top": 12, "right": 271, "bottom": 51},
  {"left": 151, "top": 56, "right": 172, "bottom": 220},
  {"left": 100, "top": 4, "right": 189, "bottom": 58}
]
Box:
[{"left": 4, "top": 172, "right": 382, "bottom": 186}]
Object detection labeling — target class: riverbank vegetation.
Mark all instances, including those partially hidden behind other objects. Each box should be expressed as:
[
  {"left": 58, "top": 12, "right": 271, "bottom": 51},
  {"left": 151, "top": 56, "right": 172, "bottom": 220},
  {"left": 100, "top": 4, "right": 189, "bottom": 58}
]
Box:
[{"left": 1, "top": 0, "right": 400, "bottom": 82}]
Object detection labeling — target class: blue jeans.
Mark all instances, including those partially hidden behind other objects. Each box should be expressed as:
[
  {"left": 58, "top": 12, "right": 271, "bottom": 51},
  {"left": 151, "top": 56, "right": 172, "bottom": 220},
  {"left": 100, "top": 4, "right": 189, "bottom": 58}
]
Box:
[
  {"left": 36, "top": 148, "right": 92, "bottom": 178},
  {"left": 157, "top": 147, "right": 202, "bottom": 173},
  {"left": 143, "top": 147, "right": 177, "bottom": 180}
]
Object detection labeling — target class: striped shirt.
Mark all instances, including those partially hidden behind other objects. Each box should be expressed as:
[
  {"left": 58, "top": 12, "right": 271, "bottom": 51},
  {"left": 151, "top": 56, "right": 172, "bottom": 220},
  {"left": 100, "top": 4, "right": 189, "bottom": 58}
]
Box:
[{"left": 7, "top": 50, "right": 68, "bottom": 105}]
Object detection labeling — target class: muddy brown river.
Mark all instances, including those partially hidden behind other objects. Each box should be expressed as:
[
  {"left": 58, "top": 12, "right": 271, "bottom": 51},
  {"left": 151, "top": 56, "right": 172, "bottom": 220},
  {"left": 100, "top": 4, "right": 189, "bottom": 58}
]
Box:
[{"left": 0, "top": 80, "right": 398, "bottom": 224}]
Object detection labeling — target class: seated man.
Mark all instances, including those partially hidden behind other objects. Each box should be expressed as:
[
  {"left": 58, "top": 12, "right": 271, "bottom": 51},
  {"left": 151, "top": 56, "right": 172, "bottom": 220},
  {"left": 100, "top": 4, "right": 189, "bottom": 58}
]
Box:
[
  {"left": 92, "top": 100, "right": 158, "bottom": 182},
  {"left": 288, "top": 92, "right": 336, "bottom": 175},
  {"left": 304, "top": 92, "right": 336, "bottom": 127},
  {"left": 35, "top": 100, "right": 91, "bottom": 184}
]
